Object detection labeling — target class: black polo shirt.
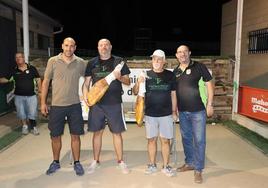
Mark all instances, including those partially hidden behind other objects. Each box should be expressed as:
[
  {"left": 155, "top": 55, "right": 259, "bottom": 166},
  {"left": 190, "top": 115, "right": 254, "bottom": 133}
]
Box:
[
  {"left": 84, "top": 55, "right": 131, "bottom": 105},
  {"left": 145, "top": 69, "right": 176, "bottom": 117},
  {"left": 173, "top": 60, "right": 212, "bottom": 112},
  {"left": 13, "top": 64, "right": 40, "bottom": 96}
]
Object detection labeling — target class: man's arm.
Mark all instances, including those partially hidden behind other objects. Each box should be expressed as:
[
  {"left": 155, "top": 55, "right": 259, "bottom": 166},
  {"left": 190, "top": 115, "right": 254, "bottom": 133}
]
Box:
[
  {"left": 133, "top": 81, "right": 139, "bottom": 95},
  {"left": 133, "top": 71, "right": 147, "bottom": 95},
  {"left": 132, "top": 74, "right": 146, "bottom": 95},
  {"left": 82, "top": 76, "right": 92, "bottom": 106},
  {"left": 0, "top": 77, "right": 9, "bottom": 84},
  {"left": 171, "top": 90, "right": 178, "bottom": 121},
  {"left": 206, "top": 80, "right": 214, "bottom": 117},
  {"left": 36, "top": 78, "right": 42, "bottom": 93},
  {"left": 40, "top": 78, "right": 50, "bottom": 116}
]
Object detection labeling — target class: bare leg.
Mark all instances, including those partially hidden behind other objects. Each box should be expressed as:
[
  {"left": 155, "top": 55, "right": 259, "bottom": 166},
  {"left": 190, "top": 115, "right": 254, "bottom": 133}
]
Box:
[
  {"left": 71, "top": 134, "right": 81, "bottom": 161},
  {"left": 148, "top": 137, "right": 157, "bottom": 164},
  {"left": 92, "top": 130, "right": 104, "bottom": 161},
  {"left": 51, "top": 136, "right": 62, "bottom": 160},
  {"left": 113, "top": 133, "right": 123, "bottom": 161},
  {"left": 160, "top": 137, "right": 170, "bottom": 166}
]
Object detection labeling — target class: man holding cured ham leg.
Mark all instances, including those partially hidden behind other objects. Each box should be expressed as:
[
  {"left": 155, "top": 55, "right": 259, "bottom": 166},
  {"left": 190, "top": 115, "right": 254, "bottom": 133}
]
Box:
[{"left": 82, "top": 38, "right": 131, "bottom": 174}]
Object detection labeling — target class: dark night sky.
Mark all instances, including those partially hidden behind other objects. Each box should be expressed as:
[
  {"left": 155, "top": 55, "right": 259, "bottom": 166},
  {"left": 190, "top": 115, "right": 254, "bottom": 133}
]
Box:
[{"left": 28, "top": 0, "right": 223, "bottom": 56}]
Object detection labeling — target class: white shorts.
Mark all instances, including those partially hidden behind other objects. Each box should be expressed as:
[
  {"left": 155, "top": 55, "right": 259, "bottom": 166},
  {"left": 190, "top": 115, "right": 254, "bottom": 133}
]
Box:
[{"left": 144, "top": 115, "right": 173, "bottom": 139}]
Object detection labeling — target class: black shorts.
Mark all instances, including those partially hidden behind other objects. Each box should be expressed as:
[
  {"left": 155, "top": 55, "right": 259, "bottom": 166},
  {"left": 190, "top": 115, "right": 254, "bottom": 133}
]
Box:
[
  {"left": 48, "top": 103, "right": 84, "bottom": 137},
  {"left": 88, "top": 103, "right": 126, "bottom": 133}
]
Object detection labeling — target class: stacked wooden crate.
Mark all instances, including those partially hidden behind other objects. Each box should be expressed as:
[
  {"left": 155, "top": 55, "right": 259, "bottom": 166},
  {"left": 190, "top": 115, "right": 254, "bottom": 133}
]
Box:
[
  {"left": 128, "top": 58, "right": 234, "bottom": 121},
  {"left": 32, "top": 57, "right": 234, "bottom": 121}
]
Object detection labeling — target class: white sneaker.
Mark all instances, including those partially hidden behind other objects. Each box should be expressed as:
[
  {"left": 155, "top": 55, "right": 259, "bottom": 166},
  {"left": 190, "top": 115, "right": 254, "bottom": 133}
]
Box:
[
  {"left": 145, "top": 164, "right": 158, "bottom": 175},
  {"left": 22, "top": 125, "right": 29, "bottom": 135},
  {"left": 118, "top": 161, "right": 130, "bottom": 174},
  {"left": 87, "top": 160, "right": 100, "bottom": 174},
  {"left": 161, "top": 165, "right": 175, "bottom": 177},
  {"left": 31, "top": 127, "right": 40, "bottom": 135}
]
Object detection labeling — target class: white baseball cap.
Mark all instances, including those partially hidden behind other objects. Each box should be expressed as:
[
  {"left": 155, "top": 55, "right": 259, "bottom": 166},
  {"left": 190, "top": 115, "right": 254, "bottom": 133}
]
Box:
[{"left": 150, "top": 49, "right": 165, "bottom": 60}]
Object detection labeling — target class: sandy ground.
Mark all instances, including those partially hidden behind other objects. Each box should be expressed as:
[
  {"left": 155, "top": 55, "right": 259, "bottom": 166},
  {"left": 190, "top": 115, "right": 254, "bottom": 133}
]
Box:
[{"left": 0, "top": 123, "right": 268, "bottom": 188}]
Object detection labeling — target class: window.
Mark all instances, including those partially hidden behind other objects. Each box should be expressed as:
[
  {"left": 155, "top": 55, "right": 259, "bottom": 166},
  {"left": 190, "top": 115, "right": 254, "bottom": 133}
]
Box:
[
  {"left": 38, "top": 34, "right": 50, "bottom": 50},
  {"left": 20, "top": 28, "right": 34, "bottom": 48},
  {"left": 248, "top": 28, "right": 268, "bottom": 54}
]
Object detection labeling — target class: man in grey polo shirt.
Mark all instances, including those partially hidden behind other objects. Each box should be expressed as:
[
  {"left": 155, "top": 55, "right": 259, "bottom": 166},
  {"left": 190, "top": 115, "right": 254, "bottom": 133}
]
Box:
[{"left": 41, "top": 37, "right": 86, "bottom": 176}]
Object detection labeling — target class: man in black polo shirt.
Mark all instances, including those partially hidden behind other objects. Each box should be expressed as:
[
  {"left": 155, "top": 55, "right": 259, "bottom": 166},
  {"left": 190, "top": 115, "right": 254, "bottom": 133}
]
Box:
[
  {"left": 82, "top": 38, "right": 131, "bottom": 174},
  {"left": 173, "top": 45, "right": 214, "bottom": 184},
  {"left": 0, "top": 52, "right": 41, "bottom": 135}
]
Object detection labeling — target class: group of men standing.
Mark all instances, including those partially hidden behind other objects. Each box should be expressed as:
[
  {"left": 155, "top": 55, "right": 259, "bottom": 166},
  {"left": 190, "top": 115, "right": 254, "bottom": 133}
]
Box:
[{"left": 0, "top": 37, "right": 214, "bottom": 184}]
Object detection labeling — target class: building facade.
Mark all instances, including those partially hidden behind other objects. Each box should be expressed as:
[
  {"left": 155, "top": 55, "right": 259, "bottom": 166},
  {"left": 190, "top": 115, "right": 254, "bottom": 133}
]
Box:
[
  {"left": 0, "top": 0, "right": 62, "bottom": 114},
  {"left": 221, "top": 0, "right": 268, "bottom": 138}
]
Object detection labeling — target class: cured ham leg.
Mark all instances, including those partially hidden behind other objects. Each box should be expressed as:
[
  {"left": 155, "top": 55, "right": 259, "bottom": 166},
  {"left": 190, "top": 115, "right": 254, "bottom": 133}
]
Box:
[
  {"left": 135, "top": 81, "right": 146, "bottom": 127},
  {"left": 87, "top": 79, "right": 109, "bottom": 106},
  {"left": 135, "top": 95, "right": 145, "bottom": 127}
]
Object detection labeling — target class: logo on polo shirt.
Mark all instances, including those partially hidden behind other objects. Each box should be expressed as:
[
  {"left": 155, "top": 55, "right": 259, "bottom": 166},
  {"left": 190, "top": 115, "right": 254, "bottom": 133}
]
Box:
[{"left": 186, "top": 69, "right": 191, "bottom": 75}]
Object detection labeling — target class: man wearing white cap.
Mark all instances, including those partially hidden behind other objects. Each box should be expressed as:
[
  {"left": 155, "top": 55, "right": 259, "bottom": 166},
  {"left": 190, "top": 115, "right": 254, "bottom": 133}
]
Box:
[{"left": 133, "top": 49, "right": 177, "bottom": 177}]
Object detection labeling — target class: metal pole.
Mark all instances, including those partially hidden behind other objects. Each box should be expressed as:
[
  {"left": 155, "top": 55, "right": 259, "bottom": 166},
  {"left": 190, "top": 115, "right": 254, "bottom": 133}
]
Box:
[
  {"left": 232, "top": 0, "right": 244, "bottom": 119},
  {"left": 170, "top": 121, "right": 177, "bottom": 165},
  {"left": 22, "top": 0, "right": 30, "bottom": 63}
]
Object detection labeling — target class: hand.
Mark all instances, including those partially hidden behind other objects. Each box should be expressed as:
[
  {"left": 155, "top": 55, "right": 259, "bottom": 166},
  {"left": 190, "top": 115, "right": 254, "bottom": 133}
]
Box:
[
  {"left": 83, "top": 95, "right": 90, "bottom": 106},
  {"left": 137, "top": 76, "right": 145, "bottom": 84},
  {"left": 113, "top": 69, "right": 122, "bottom": 80},
  {"left": 41, "top": 103, "right": 49, "bottom": 117},
  {"left": 138, "top": 71, "right": 147, "bottom": 84},
  {"left": 206, "top": 105, "right": 214, "bottom": 117},
  {"left": 114, "top": 63, "right": 123, "bottom": 79},
  {"left": 172, "top": 111, "right": 178, "bottom": 122}
]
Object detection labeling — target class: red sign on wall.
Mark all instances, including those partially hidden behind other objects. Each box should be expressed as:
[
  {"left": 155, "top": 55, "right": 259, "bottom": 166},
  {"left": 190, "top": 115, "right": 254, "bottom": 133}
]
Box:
[{"left": 238, "top": 86, "right": 268, "bottom": 122}]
